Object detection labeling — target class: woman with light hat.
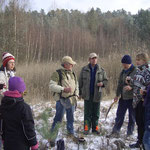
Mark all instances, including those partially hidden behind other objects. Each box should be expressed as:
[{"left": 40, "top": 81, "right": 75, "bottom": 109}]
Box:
[
  {"left": 0, "top": 52, "right": 16, "bottom": 149},
  {"left": 0, "top": 52, "right": 16, "bottom": 95}
]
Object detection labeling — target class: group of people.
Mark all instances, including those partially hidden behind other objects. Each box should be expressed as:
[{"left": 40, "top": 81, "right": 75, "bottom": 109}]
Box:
[
  {"left": 49, "top": 53, "right": 108, "bottom": 147},
  {"left": 109, "top": 53, "right": 150, "bottom": 150},
  {"left": 0, "top": 52, "right": 38, "bottom": 150},
  {"left": 49, "top": 52, "right": 150, "bottom": 150},
  {"left": 0, "top": 51, "right": 150, "bottom": 150}
]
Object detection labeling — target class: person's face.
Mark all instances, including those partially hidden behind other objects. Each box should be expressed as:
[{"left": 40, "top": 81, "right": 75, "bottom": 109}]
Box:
[
  {"left": 122, "top": 63, "right": 131, "bottom": 70},
  {"left": 89, "top": 57, "right": 98, "bottom": 66},
  {"left": 6, "top": 60, "right": 15, "bottom": 71},
  {"left": 64, "top": 63, "right": 73, "bottom": 71},
  {"left": 136, "top": 58, "right": 145, "bottom": 66}
]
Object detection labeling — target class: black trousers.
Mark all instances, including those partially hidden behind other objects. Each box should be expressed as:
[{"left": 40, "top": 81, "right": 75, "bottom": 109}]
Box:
[{"left": 135, "top": 100, "right": 145, "bottom": 143}]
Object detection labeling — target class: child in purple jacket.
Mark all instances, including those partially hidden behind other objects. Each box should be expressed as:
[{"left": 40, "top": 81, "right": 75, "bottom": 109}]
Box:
[{"left": 0, "top": 77, "right": 38, "bottom": 150}]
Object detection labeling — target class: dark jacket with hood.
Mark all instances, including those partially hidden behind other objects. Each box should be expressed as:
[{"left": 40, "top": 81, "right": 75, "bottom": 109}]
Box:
[
  {"left": 116, "top": 64, "right": 136, "bottom": 100},
  {"left": 0, "top": 90, "right": 37, "bottom": 150}
]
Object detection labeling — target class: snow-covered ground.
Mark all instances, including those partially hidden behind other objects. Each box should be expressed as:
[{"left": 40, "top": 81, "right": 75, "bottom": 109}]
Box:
[{"left": 32, "top": 100, "right": 139, "bottom": 150}]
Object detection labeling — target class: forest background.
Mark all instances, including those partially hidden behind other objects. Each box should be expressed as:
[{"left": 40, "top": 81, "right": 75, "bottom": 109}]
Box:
[{"left": 0, "top": 0, "right": 150, "bottom": 103}]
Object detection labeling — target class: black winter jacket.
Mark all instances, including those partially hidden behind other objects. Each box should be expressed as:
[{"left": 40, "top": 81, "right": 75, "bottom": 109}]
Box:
[{"left": 0, "top": 92, "right": 37, "bottom": 150}]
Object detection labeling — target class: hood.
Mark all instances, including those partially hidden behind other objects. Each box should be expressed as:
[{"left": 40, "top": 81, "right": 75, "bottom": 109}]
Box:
[
  {"left": 4, "top": 90, "right": 22, "bottom": 98},
  {"left": 1, "top": 91, "right": 24, "bottom": 110}
]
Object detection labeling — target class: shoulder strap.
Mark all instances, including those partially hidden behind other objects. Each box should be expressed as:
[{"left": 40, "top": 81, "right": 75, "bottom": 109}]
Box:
[
  {"left": 72, "top": 72, "right": 77, "bottom": 84},
  {"left": 56, "top": 69, "right": 62, "bottom": 86},
  {"left": 56, "top": 69, "right": 63, "bottom": 98}
]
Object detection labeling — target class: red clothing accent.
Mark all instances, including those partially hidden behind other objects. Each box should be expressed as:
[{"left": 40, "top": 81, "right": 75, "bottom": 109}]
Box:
[{"left": 3, "top": 90, "right": 22, "bottom": 98}]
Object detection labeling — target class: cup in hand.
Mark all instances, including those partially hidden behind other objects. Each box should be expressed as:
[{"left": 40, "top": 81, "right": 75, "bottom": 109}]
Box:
[
  {"left": 126, "top": 76, "right": 131, "bottom": 84},
  {"left": 0, "top": 84, "right": 4, "bottom": 90}
]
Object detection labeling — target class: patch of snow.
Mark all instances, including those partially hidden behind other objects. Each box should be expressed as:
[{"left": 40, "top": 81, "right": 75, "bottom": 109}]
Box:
[{"left": 33, "top": 100, "right": 138, "bottom": 150}]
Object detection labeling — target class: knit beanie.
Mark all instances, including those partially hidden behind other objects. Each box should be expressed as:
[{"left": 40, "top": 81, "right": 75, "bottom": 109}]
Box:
[
  {"left": 9, "top": 77, "right": 26, "bottom": 93},
  {"left": 121, "top": 55, "right": 132, "bottom": 64},
  {"left": 2, "top": 52, "right": 15, "bottom": 67}
]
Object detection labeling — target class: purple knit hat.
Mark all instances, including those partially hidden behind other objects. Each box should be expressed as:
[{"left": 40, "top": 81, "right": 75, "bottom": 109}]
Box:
[{"left": 9, "top": 77, "right": 26, "bottom": 93}]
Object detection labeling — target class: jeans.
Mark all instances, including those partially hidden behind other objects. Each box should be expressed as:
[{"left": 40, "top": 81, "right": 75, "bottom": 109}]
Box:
[
  {"left": 113, "top": 98, "right": 135, "bottom": 135},
  {"left": 143, "top": 130, "right": 150, "bottom": 150},
  {"left": 51, "top": 100, "right": 74, "bottom": 134}
]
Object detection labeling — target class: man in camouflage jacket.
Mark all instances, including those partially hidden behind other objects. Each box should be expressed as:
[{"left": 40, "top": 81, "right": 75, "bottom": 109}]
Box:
[{"left": 49, "top": 56, "right": 79, "bottom": 137}]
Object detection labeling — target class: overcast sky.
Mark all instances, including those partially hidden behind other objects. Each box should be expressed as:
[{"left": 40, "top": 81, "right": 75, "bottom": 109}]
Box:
[{"left": 31, "top": 0, "right": 150, "bottom": 14}]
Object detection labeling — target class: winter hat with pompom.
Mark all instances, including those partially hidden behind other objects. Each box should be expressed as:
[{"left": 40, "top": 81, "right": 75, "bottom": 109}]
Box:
[{"left": 2, "top": 52, "right": 15, "bottom": 67}]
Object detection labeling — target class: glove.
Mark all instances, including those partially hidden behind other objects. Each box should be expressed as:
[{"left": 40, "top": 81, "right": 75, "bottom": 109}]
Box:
[{"left": 31, "top": 142, "right": 39, "bottom": 150}]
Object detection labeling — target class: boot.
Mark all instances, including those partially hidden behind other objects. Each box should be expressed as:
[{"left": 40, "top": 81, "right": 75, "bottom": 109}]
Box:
[
  {"left": 129, "top": 141, "right": 142, "bottom": 148},
  {"left": 67, "top": 133, "right": 79, "bottom": 143},
  {"left": 106, "top": 131, "right": 120, "bottom": 138},
  {"left": 92, "top": 126, "right": 100, "bottom": 135},
  {"left": 49, "top": 140, "right": 55, "bottom": 147},
  {"left": 84, "top": 125, "right": 89, "bottom": 135}
]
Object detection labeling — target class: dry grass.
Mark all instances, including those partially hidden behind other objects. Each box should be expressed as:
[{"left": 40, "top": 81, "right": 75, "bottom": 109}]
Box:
[{"left": 16, "top": 53, "right": 135, "bottom": 104}]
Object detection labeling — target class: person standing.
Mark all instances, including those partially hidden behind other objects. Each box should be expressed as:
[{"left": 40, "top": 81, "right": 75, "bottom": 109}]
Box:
[
  {"left": 0, "top": 77, "right": 38, "bottom": 150},
  {"left": 79, "top": 53, "right": 108, "bottom": 135},
  {"left": 109, "top": 55, "right": 136, "bottom": 138},
  {"left": 129, "top": 53, "right": 150, "bottom": 149},
  {"left": 0, "top": 52, "right": 16, "bottom": 96},
  {"left": 142, "top": 84, "right": 150, "bottom": 150},
  {"left": 0, "top": 52, "right": 16, "bottom": 149},
  {"left": 49, "top": 56, "right": 79, "bottom": 145}
]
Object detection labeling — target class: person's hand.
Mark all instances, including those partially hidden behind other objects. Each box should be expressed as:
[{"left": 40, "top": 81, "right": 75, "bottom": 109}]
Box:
[
  {"left": 140, "top": 88, "right": 147, "bottom": 95},
  {"left": 114, "top": 96, "right": 119, "bottom": 102},
  {"left": 124, "top": 85, "right": 132, "bottom": 91},
  {"left": 0, "top": 83, "right": 5, "bottom": 90},
  {"left": 3, "top": 84, "right": 7, "bottom": 89},
  {"left": 31, "top": 142, "right": 39, "bottom": 150},
  {"left": 97, "top": 82, "right": 103, "bottom": 87},
  {"left": 63, "top": 87, "right": 72, "bottom": 93},
  {"left": 78, "top": 95, "right": 82, "bottom": 100}
]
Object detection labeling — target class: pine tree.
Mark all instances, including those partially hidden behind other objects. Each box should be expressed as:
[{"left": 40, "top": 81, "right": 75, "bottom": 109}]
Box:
[{"left": 37, "top": 107, "right": 61, "bottom": 142}]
